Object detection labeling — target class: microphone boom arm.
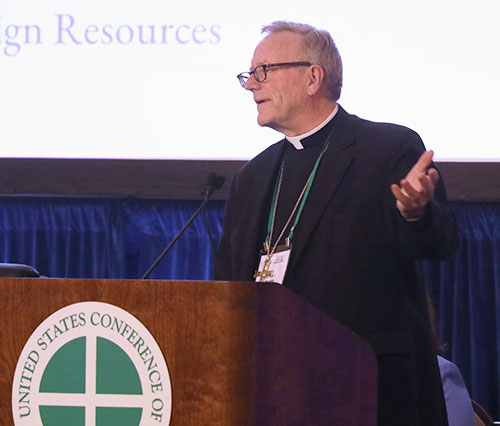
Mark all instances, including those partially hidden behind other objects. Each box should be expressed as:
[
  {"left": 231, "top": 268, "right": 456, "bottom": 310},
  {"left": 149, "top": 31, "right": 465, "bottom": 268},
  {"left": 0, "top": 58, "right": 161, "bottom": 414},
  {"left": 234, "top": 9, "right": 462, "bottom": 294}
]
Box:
[{"left": 141, "top": 172, "right": 225, "bottom": 280}]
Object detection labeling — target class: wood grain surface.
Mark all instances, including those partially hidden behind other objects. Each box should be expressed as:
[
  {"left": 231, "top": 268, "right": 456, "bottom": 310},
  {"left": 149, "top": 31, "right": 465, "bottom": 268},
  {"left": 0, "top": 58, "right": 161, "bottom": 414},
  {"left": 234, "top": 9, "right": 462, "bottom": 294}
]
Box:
[{"left": 0, "top": 279, "right": 377, "bottom": 426}]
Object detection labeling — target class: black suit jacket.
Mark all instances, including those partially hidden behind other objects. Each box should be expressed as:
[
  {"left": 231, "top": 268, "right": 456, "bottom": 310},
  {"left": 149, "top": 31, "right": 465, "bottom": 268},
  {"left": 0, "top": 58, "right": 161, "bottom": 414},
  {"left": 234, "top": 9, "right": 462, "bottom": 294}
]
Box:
[{"left": 214, "top": 106, "right": 457, "bottom": 425}]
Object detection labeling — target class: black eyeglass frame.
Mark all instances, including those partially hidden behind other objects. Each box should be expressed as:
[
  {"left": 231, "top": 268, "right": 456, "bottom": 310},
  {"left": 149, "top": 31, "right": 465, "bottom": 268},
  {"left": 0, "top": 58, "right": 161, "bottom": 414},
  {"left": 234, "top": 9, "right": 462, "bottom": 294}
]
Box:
[{"left": 237, "top": 61, "right": 312, "bottom": 88}]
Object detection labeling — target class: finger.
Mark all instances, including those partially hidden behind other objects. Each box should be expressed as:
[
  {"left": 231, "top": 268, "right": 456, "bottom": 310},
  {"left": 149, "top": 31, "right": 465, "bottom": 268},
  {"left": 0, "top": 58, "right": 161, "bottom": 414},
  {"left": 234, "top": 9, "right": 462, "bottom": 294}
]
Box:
[
  {"left": 391, "top": 184, "right": 425, "bottom": 219},
  {"left": 418, "top": 173, "right": 438, "bottom": 197},
  {"left": 392, "top": 184, "right": 418, "bottom": 211},
  {"left": 417, "top": 175, "right": 434, "bottom": 200},
  {"left": 418, "top": 168, "right": 439, "bottom": 198},
  {"left": 391, "top": 185, "right": 413, "bottom": 208},
  {"left": 401, "top": 178, "right": 435, "bottom": 213},
  {"left": 391, "top": 184, "right": 409, "bottom": 202},
  {"left": 391, "top": 183, "right": 403, "bottom": 200},
  {"left": 412, "top": 150, "right": 434, "bottom": 173},
  {"left": 400, "top": 179, "right": 422, "bottom": 201},
  {"left": 427, "top": 168, "right": 440, "bottom": 187}
]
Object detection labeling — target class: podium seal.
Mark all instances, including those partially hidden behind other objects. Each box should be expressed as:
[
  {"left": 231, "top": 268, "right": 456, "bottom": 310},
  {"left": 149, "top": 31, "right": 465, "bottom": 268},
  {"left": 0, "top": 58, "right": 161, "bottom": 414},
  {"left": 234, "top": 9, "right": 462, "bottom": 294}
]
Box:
[{"left": 12, "top": 301, "right": 172, "bottom": 425}]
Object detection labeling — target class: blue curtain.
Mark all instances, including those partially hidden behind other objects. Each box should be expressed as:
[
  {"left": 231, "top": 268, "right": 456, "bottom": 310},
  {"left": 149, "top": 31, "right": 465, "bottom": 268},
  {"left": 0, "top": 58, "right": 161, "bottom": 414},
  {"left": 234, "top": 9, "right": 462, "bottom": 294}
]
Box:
[
  {"left": 0, "top": 197, "right": 225, "bottom": 279},
  {"left": 424, "top": 202, "right": 500, "bottom": 419},
  {"left": 1, "top": 196, "right": 499, "bottom": 418}
]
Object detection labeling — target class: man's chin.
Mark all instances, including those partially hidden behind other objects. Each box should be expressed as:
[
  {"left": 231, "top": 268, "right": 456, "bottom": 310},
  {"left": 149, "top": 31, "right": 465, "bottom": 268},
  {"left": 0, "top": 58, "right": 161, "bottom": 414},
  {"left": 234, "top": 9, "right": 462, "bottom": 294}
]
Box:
[
  {"left": 257, "top": 116, "right": 267, "bottom": 127},
  {"left": 257, "top": 114, "right": 273, "bottom": 128}
]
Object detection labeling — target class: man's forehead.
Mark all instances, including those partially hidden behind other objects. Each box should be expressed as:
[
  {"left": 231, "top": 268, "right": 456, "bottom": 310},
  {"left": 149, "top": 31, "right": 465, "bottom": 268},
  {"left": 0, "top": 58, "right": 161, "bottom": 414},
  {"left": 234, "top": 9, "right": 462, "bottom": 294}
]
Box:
[{"left": 251, "top": 32, "right": 304, "bottom": 66}]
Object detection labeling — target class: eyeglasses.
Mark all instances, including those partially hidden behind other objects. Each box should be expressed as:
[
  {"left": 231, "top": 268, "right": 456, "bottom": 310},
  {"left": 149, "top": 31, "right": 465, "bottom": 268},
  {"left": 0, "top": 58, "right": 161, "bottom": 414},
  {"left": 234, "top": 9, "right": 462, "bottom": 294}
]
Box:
[{"left": 237, "top": 61, "right": 312, "bottom": 88}]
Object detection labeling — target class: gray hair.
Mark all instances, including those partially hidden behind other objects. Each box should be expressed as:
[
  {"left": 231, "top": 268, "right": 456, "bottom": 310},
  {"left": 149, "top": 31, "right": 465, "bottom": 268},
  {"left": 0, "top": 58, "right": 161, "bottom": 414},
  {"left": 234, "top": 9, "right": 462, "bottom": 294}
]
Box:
[{"left": 261, "top": 21, "right": 343, "bottom": 101}]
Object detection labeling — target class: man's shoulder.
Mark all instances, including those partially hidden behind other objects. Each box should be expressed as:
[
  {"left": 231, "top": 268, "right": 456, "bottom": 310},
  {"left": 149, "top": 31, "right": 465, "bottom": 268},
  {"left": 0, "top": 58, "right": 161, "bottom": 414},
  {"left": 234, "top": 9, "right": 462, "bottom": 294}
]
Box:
[
  {"left": 239, "top": 139, "right": 284, "bottom": 173},
  {"left": 342, "top": 108, "right": 420, "bottom": 141},
  {"left": 334, "top": 106, "right": 428, "bottom": 161}
]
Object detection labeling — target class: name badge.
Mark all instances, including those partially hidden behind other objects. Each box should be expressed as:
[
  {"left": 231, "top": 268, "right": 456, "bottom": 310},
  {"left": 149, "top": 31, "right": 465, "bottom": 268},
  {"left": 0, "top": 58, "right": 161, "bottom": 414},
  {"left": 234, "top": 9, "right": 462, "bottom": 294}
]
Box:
[{"left": 253, "top": 245, "right": 291, "bottom": 284}]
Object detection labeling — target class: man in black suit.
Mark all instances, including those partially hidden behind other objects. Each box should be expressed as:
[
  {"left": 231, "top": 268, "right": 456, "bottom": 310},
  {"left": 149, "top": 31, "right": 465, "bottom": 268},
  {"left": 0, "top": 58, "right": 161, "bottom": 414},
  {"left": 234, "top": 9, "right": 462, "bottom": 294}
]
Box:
[{"left": 214, "top": 21, "right": 457, "bottom": 425}]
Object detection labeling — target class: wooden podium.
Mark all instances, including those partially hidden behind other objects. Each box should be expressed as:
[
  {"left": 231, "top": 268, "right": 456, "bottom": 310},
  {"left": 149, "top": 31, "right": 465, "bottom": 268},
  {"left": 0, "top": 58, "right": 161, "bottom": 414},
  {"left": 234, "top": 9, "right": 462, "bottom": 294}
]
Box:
[{"left": 0, "top": 278, "right": 377, "bottom": 425}]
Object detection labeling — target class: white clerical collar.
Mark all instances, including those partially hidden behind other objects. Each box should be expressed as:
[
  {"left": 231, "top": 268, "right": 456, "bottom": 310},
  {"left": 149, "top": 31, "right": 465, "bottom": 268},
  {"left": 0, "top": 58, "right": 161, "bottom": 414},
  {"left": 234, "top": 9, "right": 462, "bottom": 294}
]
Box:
[{"left": 285, "top": 104, "right": 339, "bottom": 150}]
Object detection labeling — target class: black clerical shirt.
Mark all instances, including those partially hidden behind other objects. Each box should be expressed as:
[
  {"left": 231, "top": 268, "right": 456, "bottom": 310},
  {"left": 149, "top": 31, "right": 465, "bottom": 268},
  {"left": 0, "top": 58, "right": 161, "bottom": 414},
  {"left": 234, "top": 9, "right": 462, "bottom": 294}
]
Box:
[{"left": 272, "top": 115, "right": 338, "bottom": 249}]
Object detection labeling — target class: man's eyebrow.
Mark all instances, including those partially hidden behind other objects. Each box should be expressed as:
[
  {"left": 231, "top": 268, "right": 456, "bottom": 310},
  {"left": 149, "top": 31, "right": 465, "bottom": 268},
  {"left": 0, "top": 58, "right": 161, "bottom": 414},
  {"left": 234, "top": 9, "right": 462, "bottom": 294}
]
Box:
[{"left": 250, "top": 61, "right": 268, "bottom": 70}]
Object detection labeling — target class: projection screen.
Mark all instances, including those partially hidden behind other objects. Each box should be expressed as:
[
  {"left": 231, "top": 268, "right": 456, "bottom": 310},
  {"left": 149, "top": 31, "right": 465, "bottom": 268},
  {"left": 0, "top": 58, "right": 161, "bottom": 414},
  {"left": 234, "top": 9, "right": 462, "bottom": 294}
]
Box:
[{"left": 1, "top": 0, "right": 499, "bottom": 162}]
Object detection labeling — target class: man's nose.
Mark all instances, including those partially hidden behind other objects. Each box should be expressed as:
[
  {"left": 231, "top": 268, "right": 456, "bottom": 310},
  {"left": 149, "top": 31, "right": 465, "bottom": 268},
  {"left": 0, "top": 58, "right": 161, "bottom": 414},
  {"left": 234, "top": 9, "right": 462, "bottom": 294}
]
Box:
[{"left": 244, "top": 73, "right": 259, "bottom": 91}]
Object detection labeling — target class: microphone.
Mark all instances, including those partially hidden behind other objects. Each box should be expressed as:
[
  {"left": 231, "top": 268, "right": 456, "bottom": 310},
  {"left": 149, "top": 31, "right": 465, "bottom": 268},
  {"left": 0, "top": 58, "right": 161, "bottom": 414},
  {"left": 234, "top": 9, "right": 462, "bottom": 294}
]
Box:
[
  {"left": 205, "top": 171, "right": 226, "bottom": 197},
  {"left": 141, "top": 172, "right": 225, "bottom": 280}
]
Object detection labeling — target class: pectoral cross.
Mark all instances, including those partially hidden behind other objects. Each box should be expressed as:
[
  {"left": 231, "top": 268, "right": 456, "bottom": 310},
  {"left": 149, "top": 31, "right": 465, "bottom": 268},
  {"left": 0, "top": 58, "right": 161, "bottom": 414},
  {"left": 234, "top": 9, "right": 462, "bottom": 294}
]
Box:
[{"left": 254, "top": 256, "right": 274, "bottom": 281}]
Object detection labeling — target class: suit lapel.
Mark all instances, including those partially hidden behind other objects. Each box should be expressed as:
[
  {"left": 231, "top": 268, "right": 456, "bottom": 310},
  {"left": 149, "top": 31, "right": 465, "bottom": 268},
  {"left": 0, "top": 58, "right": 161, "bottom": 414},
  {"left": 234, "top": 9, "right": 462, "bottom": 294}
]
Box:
[
  {"left": 287, "top": 107, "right": 355, "bottom": 269},
  {"left": 239, "top": 140, "right": 287, "bottom": 279}
]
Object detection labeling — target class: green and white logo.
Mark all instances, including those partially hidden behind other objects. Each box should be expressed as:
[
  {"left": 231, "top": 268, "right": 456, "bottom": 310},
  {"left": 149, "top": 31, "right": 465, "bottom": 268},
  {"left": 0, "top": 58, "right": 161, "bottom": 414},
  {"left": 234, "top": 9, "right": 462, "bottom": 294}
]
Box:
[{"left": 12, "top": 302, "right": 172, "bottom": 426}]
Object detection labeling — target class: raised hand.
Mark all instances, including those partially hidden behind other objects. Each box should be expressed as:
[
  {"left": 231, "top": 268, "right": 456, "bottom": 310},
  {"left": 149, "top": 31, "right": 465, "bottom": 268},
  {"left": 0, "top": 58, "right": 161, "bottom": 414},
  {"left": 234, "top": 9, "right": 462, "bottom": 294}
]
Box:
[{"left": 390, "top": 150, "right": 440, "bottom": 221}]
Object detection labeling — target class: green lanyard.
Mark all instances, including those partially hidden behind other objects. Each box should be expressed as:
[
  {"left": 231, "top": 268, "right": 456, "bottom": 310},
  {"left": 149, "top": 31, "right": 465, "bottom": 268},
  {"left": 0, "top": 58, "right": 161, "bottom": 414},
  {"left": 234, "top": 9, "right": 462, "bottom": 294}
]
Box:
[{"left": 264, "top": 141, "right": 330, "bottom": 255}]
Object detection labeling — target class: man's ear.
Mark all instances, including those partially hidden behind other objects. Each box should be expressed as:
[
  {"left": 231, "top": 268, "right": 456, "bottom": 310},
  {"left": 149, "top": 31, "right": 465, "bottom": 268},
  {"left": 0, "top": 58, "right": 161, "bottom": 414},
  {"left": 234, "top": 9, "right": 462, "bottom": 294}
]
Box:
[{"left": 306, "top": 65, "right": 324, "bottom": 96}]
